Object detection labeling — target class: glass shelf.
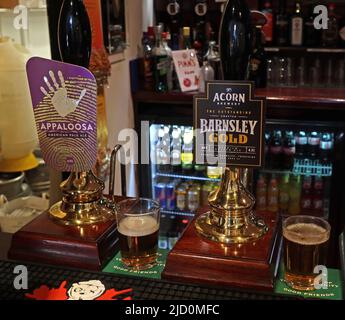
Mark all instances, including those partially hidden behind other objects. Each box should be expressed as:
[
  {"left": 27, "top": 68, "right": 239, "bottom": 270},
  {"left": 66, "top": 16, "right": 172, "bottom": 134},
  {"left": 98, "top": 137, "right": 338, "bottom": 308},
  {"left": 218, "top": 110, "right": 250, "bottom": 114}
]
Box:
[
  {"left": 155, "top": 172, "right": 221, "bottom": 182},
  {"left": 161, "top": 210, "right": 195, "bottom": 217}
]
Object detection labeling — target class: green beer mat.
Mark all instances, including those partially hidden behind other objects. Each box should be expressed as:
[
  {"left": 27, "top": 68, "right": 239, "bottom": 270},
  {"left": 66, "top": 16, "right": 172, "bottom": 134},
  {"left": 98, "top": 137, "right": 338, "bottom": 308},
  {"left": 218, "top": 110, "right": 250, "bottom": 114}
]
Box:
[
  {"left": 274, "top": 264, "right": 343, "bottom": 300},
  {"left": 102, "top": 249, "right": 168, "bottom": 279}
]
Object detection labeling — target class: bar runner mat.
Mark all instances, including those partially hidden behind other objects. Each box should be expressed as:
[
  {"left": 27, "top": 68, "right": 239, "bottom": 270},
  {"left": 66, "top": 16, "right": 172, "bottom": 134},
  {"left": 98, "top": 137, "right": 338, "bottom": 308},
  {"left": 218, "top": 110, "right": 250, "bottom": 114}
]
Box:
[
  {"left": 102, "top": 249, "right": 168, "bottom": 280},
  {"left": 0, "top": 260, "right": 294, "bottom": 300},
  {"left": 274, "top": 264, "right": 343, "bottom": 300}
]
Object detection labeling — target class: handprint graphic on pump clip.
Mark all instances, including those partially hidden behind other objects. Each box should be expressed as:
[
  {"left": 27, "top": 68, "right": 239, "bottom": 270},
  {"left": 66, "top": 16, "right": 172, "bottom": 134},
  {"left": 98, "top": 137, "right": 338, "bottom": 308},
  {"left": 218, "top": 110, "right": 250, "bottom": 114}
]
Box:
[{"left": 40, "top": 70, "right": 87, "bottom": 118}]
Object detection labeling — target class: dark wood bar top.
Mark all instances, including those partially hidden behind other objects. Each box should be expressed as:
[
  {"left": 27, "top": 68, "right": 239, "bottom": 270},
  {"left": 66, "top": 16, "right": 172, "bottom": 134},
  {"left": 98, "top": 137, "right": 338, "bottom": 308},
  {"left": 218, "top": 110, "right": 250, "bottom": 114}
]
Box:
[{"left": 133, "top": 88, "right": 345, "bottom": 110}]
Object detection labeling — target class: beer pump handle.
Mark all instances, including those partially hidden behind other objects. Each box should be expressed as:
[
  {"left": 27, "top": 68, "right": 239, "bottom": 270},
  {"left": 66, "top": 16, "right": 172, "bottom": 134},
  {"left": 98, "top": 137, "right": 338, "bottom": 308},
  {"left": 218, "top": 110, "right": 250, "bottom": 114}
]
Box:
[{"left": 109, "top": 144, "right": 127, "bottom": 198}]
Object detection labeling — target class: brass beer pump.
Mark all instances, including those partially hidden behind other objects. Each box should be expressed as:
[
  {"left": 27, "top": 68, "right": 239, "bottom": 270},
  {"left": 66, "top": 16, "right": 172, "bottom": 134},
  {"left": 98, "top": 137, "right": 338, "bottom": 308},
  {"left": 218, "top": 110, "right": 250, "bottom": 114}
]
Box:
[
  {"left": 195, "top": 166, "right": 268, "bottom": 244},
  {"left": 49, "top": 145, "right": 123, "bottom": 226}
]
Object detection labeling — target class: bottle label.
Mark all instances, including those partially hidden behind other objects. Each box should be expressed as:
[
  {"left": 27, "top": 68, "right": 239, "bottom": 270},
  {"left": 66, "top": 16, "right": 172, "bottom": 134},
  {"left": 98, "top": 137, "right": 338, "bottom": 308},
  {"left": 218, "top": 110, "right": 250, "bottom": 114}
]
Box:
[
  {"left": 167, "top": 2, "right": 180, "bottom": 16},
  {"left": 195, "top": 3, "right": 207, "bottom": 16},
  {"left": 296, "top": 136, "right": 307, "bottom": 145},
  {"left": 301, "top": 198, "right": 312, "bottom": 209},
  {"left": 308, "top": 137, "right": 321, "bottom": 146},
  {"left": 313, "top": 199, "right": 323, "bottom": 210},
  {"left": 181, "top": 152, "right": 193, "bottom": 164},
  {"left": 262, "top": 12, "right": 273, "bottom": 42},
  {"left": 291, "top": 17, "right": 303, "bottom": 45},
  {"left": 320, "top": 141, "right": 333, "bottom": 150},
  {"left": 156, "top": 57, "right": 169, "bottom": 75},
  {"left": 176, "top": 194, "right": 186, "bottom": 210}
]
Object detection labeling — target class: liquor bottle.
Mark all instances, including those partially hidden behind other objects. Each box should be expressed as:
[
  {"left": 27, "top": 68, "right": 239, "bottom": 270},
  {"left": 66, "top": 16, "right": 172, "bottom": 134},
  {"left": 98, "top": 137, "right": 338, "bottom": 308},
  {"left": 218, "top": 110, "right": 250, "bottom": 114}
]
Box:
[
  {"left": 282, "top": 131, "right": 295, "bottom": 170},
  {"left": 181, "top": 127, "right": 194, "bottom": 174},
  {"left": 256, "top": 174, "right": 267, "bottom": 212},
  {"left": 269, "top": 130, "right": 283, "bottom": 169},
  {"left": 279, "top": 174, "right": 290, "bottom": 215},
  {"left": 155, "top": 126, "right": 170, "bottom": 173},
  {"left": 167, "top": 0, "right": 181, "bottom": 50},
  {"left": 319, "top": 133, "right": 333, "bottom": 165},
  {"left": 290, "top": 1, "right": 303, "bottom": 46},
  {"left": 219, "top": 0, "right": 252, "bottom": 80},
  {"left": 162, "top": 32, "right": 174, "bottom": 91},
  {"left": 304, "top": 5, "right": 321, "bottom": 47},
  {"left": 261, "top": 0, "right": 274, "bottom": 46},
  {"left": 153, "top": 25, "right": 169, "bottom": 93},
  {"left": 205, "top": 41, "right": 221, "bottom": 80},
  {"left": 170, "top": 126, "right": 182, "bottom": 173},
  {"left": 300, "top": 175, "right": 313, "bottom": 214},
  {"left": 141, "top": 32, "right": 154, "bottom": 91},
  {"left": 307, "top": 132, "right": 320, "bottom": 160},
  {"left": 321, "top": 3, "right": 339, "bottom": 48},
  {"left": 295, "top": 131, "right": 307, "bottom": 159},
  {"left": 193, "top": 0, "right": 208, "bottom": 64},
  {"left": 247, "top": 25, "right": 267, "bottom": 88},
  {"left": 58, "top": 0, "right": 92, "bottom": 68},
  {"left": 176, "top": 182, "right": 188, "bottom": 211},
  {"left": 183, "top": 27, "right": 192, "bottom": 50},
  {"left": 267, "top": 175, "right": 279, "bottom": 213},
  {"left": 275, "top": 0, "right": 289, "bottom": 46},
  {"left": 199, "top": 60, "right": 215, "bottom": 93},
  {"left": 288, "top": 175, "right": 301, "bottom": 215},
  {"left": 312, "top": 176, "right": 324, "bottom": 217}
]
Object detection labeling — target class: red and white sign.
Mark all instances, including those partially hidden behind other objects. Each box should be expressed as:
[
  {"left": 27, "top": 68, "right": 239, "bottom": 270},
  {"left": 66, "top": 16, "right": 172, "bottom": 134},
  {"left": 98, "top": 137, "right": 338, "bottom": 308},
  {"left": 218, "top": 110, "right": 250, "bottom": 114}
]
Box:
[{"left": 172, "top": 50, "right": 200, "bottom": 92}]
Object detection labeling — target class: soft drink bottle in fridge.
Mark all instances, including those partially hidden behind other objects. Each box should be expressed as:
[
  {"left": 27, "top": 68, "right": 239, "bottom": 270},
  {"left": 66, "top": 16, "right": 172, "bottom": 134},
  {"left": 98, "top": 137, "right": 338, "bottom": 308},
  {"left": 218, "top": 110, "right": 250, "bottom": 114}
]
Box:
[{"left": 267, "top": 175, "right": 279, "bottom": 213}]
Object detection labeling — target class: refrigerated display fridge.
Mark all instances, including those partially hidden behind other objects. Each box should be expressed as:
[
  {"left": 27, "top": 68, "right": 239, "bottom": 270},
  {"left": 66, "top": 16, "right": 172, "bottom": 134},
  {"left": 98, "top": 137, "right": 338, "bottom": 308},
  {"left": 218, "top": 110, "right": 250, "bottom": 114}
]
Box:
[{"left": 133, "top": 89, "right": 345, "bottom": 268}]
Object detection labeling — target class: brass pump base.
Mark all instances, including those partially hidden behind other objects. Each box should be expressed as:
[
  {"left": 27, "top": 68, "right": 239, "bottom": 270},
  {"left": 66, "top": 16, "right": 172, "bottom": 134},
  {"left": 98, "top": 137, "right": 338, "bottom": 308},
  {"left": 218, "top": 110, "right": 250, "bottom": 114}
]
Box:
[
  {"left": 195, "top": 211, "right": 268, "bottom": 244},
  {"left": 195, "top": 167, "right": 268, "bottom": 244},
  {"left": 49, "top": 170, "right": 115, "bottom": 226}
]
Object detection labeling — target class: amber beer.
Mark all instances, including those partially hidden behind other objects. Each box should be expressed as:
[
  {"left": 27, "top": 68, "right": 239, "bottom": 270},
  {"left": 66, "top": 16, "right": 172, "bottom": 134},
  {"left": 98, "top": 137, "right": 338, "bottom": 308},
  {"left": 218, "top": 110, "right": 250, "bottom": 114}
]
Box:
[
  {"left": 283, "top": 216, "right": 331, "bottom": 291},
  {"left": 115, "top": 198, "right": 160, "bottom": 270},
  {"left": 118, "top": 216, "right": 159, "bottom": 269}
]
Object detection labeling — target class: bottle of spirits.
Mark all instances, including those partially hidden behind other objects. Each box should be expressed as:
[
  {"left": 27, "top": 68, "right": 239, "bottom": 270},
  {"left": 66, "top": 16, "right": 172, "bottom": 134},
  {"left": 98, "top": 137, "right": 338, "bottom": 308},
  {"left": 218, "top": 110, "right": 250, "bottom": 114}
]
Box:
[
  {"left": 290, "top": 1, "right": 303, "bottom": 46},
  {"left": 162, "top": 32, "right": 174, "bottom": 91},
  {"left": 58, "top": 0, "right": 92, "bottom": 68},
  {"left": 261, "top": 0, "right": 274, "bottom": 46},
  {"left": 167, "top": 0, "right": 181, "bottom": 51},
  {"left": 170, "top": 126, "right": 182, "bottom": 173},
  {"left": 247, "top": 25, "right": 267, "bottom": 88},
  {"left": 181, "top": 127, "right": 194, "bottom": 174},
  {"left": 219, "top": 0, "right": 252, "bottom": 80},
  {"left": 153, "top": 25, "right": 169, "bottom": 93},
  {"left": 199, "top": 59, "right": 215, "bottom": 93},
  {"left": 141, "top": 32, "right": 154, "bottom": 91},
  {"left": 321, "top": 3, "right": 339, "bottom": 48},
  {"left": 304, "top": 5, "right": 321, "bottom": 47},
  {"left": 205, "top": 41, "right": 221, "bottom": 80},
  {"left": 183, "top": 27, "right": 192, "bottom": 50},
  {"left": 193, "top": 0, "right": 208, "bottom": 64},
  {"left": 275, "top": 0, "right": 289, "bottom": 46}
]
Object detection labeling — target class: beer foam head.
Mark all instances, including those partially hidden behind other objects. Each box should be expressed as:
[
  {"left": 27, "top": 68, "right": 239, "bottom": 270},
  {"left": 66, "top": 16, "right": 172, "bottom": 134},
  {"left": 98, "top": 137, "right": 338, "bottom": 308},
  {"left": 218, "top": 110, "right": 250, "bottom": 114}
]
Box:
[
  {"left": 283, "top": 223, "right": 329, "bottom": 245},
  {"left": 118, "top": 216, "right": 159, "bottom": 237}
]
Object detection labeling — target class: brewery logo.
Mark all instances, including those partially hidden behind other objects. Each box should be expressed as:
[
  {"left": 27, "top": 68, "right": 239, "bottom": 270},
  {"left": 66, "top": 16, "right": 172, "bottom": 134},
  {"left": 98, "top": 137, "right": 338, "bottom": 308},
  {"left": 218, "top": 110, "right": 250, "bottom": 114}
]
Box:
[
  {"left": 25, "top": 280, "right": 133, "bottom": 300},
  {"left": 194, "top": 81, "right": 265, "bottom": 167}
]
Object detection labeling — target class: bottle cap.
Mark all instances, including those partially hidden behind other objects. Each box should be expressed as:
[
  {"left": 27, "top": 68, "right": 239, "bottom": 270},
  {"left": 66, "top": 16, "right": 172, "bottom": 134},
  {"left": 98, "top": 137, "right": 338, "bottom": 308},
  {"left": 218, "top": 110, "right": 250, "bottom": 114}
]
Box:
[{"left": 183, "top": 27, "right": 190, "bottom": 37}]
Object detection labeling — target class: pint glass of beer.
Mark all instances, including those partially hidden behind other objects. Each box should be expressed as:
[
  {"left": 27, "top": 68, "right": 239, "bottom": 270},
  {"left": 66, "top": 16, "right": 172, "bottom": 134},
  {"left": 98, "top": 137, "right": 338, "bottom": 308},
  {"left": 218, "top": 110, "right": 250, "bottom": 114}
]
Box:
[
  {"left": 115, "top": 198, "right": 160, "bottom": 270},
  {"left": 283, "top": 215, "right": 331, "bottom": 291}
]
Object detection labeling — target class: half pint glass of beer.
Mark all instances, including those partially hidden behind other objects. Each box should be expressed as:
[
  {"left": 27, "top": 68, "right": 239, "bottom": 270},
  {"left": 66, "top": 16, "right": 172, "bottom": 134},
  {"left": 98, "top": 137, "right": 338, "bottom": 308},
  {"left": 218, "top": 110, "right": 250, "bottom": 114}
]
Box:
[
  {"left": 283, "top": 215, "right": 331, "bottom": 291},
  {"left": 115, "top": 198, "right": 160, "bottom": 270}
]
